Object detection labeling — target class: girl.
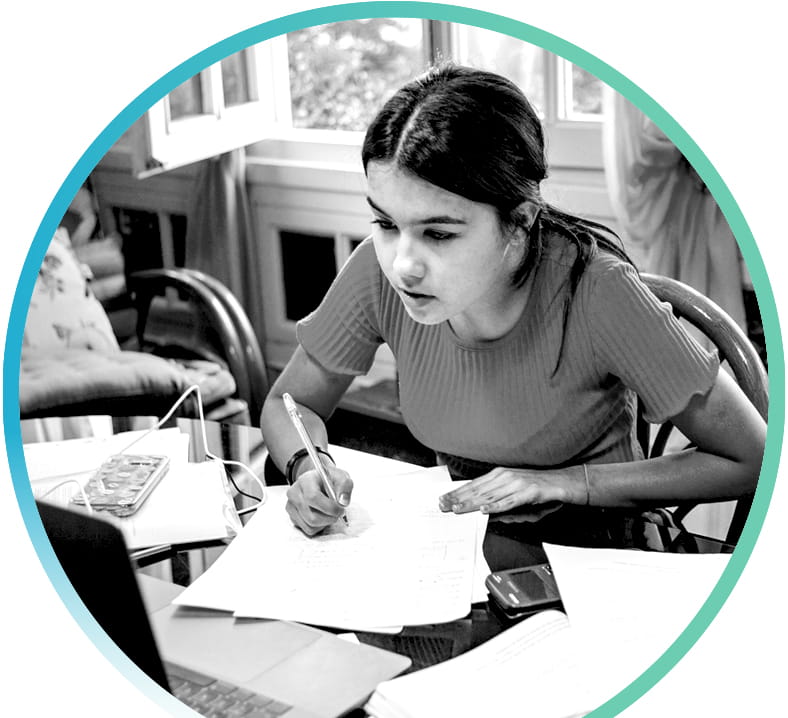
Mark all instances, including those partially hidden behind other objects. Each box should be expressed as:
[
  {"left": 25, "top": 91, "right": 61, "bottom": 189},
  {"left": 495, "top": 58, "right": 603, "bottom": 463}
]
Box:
[{"left": 261, "top": 64, "right": 765, "bottom": 541}]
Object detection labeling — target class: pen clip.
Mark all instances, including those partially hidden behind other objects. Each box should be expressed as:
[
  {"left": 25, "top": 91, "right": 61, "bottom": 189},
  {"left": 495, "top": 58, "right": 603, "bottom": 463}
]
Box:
[{"left": 282, "top": 392, "right": 301, "bottom": 420}]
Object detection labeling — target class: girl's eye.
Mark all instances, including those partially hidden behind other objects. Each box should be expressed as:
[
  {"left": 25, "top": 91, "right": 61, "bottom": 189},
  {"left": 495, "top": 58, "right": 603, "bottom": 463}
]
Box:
[
  {"left": 371, "top": 218, "right": 396, "bottom": 232},
  {"left": 424, "top": 229, "right": 457, "bottom": 242}
]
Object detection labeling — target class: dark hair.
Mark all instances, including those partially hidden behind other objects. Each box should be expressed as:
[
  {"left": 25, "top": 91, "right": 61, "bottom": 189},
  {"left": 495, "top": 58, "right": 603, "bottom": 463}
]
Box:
[{"left": 362, "top": 63, "right": 633, "bottom": 369}]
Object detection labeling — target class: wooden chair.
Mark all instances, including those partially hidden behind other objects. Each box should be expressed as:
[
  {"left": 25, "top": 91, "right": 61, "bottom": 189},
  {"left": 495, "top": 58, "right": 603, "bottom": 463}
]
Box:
[{"left": 638, "top": 273, "right": 768, "bottom": 545}]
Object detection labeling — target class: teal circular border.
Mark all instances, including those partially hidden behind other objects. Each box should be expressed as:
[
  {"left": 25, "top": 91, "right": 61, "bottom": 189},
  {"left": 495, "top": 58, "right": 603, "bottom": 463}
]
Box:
[{"left": 4, "top": 3, "right": 782, "bottom": 715}]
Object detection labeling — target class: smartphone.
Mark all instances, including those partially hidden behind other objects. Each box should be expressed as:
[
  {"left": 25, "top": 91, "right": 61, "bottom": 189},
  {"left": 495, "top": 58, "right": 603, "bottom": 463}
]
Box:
[
  {"left": 485, "top": 563, "right": 562, "bottom": 619},
  {"left": 71, "top": 454, "right": 170, "bottom": 518}
]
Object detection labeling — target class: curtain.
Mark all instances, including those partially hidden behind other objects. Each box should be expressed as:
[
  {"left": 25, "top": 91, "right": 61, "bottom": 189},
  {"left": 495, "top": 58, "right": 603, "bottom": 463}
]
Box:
[
  {"left": 602, "top": 88, "right": 747, "bottom": 339},
  {"left": 184, "top": 149, "right": 266, "bottom": 348}
]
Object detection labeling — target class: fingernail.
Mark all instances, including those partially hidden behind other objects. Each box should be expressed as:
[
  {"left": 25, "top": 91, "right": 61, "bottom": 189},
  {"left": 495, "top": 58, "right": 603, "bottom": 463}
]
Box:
[
  {"left": 452, "top": 503, "right": 461, "bottom": 513},
  {"left": 338, "top": 493, "right": 350, "bottom": 507},
  {"left": 480, "top": 505, "right": 489, "bottom": 514}
]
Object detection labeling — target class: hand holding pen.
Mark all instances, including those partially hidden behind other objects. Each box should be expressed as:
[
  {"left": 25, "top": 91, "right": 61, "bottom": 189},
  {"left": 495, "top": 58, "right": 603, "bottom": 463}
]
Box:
[{"left": 282, "top": 393, "right": 352, "bottom": 535}]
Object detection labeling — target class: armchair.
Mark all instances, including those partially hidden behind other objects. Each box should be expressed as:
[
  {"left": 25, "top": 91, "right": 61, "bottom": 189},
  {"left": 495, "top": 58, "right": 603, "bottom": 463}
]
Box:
[{"left": 19, "top": 231, "right": 257, "bottom": 424}]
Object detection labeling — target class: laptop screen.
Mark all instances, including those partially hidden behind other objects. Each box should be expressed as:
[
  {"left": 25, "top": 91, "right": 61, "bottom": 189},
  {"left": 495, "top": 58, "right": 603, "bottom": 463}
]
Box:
[{"left": 35, "top": 500, "right": 171, "bottom": 691}]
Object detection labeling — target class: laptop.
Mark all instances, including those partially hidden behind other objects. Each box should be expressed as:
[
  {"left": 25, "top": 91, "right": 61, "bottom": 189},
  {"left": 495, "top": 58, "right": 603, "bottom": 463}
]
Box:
[{"left": 36, "top": 500, "right": 411, "bottom": 718}]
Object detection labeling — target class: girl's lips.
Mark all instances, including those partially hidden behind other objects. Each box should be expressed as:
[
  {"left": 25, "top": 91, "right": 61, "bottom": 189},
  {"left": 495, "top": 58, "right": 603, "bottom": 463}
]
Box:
[
  {"left": 398, "top": 286, "right": 433, "bottom": 299},
  {"left": 398, "top": 287, "right": 436, "bottom": 308}
]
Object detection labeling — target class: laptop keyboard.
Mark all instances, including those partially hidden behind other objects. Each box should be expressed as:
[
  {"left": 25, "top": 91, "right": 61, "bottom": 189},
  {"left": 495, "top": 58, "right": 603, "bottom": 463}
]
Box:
[{"left": 165, "top": 661, "right": 293, "bottom": 717}]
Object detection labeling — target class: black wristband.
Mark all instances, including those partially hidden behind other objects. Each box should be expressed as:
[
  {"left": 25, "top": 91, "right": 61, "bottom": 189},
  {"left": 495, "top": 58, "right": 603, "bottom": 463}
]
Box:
[{"left": 285, "top": 447, "right": 335, "bottom": 485}]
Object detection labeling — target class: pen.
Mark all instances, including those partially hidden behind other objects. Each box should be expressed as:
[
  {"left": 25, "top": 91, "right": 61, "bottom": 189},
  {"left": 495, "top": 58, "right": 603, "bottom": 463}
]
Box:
[{"left": 282, "top": 393, "right": 349, "bottom": 526}]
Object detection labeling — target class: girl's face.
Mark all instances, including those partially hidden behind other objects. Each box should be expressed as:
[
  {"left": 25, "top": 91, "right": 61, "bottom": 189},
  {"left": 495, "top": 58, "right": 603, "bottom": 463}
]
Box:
[{"left": 366, "top": 161, "right": 526, "bottom": 341}]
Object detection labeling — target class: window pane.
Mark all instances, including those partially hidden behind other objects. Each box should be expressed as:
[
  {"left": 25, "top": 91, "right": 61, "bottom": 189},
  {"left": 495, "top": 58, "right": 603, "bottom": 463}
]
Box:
[
  {"left": 222, "top": 51, "right": 251, "bottom": 107},
  {"left": 168, "top": 76, "right": 204, "bottom": 120},
  {"left": 287, "top": 19, "right": 426, "bottom": 131},
  {"left": 569, "top": 64, "right": 602, "bottom": 118},
  {"left": 280, "top": 231, "right": 336, "bottom": 320},
  {"left": 452, "top": 25, "right": 545, "bottom": 116}
]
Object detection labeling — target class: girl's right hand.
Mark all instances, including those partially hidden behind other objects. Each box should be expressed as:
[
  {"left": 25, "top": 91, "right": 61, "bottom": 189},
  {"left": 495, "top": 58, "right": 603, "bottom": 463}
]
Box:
[{"left": 285, "top": 465, "right": 353, "bottom": 536}]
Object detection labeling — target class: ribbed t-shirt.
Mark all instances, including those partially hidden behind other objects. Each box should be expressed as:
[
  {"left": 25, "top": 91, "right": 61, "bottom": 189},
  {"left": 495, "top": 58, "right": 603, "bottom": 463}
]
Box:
[{"left": 297, "top": 237, "right": 719, "bottom": 478}]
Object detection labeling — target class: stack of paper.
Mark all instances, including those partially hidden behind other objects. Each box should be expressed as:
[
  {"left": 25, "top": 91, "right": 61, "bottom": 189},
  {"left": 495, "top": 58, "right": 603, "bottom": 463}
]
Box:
[
  {"left": 366, "top": 543, "right": 729, "bottom": 718},
  {"left": 366, "top": 610, "right": 593, "bottom": 718},
  {"left": 174, "top": 459, "right": 489, "bottom": 632},
  {"left": 543, "top": 542, "right": 731, "bottom": 694}
]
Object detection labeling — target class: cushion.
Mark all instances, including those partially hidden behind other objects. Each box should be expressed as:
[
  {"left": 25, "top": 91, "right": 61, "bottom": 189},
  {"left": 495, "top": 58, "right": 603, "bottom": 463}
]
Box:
[
  {"left": 19, "top": 349, "right": 191, "bottom": 418},
  {"left": 22, "top": 228, "right": 119, "bottom": 358},
  {"left": 175, "top": 358, "right": 237, "bottom": 406},
  {"left": 19, "top": 350, "right": 240, "bottom": 420}
]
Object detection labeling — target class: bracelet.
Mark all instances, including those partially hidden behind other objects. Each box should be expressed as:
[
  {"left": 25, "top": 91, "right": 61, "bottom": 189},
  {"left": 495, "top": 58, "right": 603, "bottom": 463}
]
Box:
[
  {"left": 285, "top": 447, "right": 335, "bottom": 485},
  {"left": 582, "top": 464, "right": 591, "bottom": 506}
]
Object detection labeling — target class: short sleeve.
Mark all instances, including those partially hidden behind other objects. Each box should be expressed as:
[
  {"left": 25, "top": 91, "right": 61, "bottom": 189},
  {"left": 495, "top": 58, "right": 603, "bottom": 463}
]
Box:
[
  {"left": 296, "top": 240, "right": 384, "bottom": 375},
  {"left": 587, "top": 261, "right": 720, "bottom": 423}
]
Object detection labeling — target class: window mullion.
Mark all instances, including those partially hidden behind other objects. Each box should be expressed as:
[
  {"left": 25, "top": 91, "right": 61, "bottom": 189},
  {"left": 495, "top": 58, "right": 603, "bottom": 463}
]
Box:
[
  {"left": 206, "top": 64, "right": 224, "bottom": 119},
  {"left": 542, "top": 49, "right": 559, "bottom": 125},
  {"left": 425, "top": 19, "right": 453, "bottom": 64}
]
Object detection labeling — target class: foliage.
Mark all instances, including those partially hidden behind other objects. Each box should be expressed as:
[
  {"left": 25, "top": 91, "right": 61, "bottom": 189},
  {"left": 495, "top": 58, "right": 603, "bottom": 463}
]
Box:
[{"left": 288, "top": 19, "right": 426, "bottom": 131}]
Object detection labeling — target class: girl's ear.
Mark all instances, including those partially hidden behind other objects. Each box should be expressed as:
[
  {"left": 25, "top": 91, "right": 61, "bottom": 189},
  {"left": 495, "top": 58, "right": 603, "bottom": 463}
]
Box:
[
  {"left": 519, "top": 200, "right": 541, "bottom": 231},
  {"left": 509, "top": 200, "right": 540, "bottom": 245}
]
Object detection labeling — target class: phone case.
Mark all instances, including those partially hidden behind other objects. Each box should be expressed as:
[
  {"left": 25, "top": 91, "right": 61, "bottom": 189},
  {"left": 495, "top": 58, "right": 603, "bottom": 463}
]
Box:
[
  {"left": 71, "top": 454, "right": 170, "bottom": 517},
  {"left": 485, "top": 564, "right": 562, "bottom": 617}
]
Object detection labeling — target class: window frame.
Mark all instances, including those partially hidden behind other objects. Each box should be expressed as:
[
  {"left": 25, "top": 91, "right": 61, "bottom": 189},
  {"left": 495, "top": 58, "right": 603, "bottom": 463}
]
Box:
[{"left": 104, "top": 37, "right": 288, "bottom": 178}]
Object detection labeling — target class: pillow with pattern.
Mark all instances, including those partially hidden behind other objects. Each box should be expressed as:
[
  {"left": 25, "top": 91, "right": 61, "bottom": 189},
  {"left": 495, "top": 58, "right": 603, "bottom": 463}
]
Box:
[{"left": 22, "top": 228, "right": 120, "bottom": 358}]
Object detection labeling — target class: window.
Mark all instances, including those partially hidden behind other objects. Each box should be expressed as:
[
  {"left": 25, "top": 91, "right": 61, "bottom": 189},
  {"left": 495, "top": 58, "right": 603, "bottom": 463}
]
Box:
[
  {"left": 108, "top": 40, "right": 285, "bottom": 177},
  {"left": 261, "top": 19, "right": 604, "bottom": 169}
]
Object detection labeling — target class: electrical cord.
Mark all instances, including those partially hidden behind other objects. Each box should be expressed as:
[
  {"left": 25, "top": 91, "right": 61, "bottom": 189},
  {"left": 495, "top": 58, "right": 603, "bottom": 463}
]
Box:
[
  {"left": 37, "top": 479, "right": 94, "bottom": 513},
  {"left": 37, "top": 383, "right": 267, "bottom": 516},
  {"left": 117, "top": 383, "right": 267, "bottom": 510}
]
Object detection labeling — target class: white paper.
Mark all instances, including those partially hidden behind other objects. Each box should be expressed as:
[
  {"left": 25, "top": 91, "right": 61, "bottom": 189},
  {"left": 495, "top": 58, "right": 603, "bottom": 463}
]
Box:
[
  {"left": 544, "top": 543, "right": 730, "bottom": 700},
  {"left": 332, "top": 446, "right": 491, "bottom": 604},
  {"left": 175, "top": 465, "right": 488, "bottom": 631},
  {"left": 366, "top": 610, "right": 595, "bottom": 718},
  {"left": 367, "top": 546, "right": 730, "bottom": 718},
  {"left": 24, "top": 427, "right": 189, "bottom": 482},
  {"left": 113, "top": 460, "right": 241, "bottom": 549},
  {"left": 27, "top": 429, "right": 240, "bottom": 549}
]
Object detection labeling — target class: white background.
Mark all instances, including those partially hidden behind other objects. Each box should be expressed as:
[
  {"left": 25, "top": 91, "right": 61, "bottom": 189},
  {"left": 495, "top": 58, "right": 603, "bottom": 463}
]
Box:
[{"left": 2, "top": 1, "right": 784, "bottom": 715}]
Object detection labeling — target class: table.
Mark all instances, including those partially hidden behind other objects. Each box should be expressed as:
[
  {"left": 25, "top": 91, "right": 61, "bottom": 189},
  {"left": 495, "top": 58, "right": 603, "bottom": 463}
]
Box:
[{"left": 22, "top": 415, "right": 733, "bottom": 684}]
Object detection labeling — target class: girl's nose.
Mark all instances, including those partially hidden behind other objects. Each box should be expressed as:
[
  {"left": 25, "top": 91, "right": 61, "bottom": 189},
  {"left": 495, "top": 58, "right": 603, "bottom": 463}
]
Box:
[{"left": 391, "top": 233, "right": 426, "bottom": 283}]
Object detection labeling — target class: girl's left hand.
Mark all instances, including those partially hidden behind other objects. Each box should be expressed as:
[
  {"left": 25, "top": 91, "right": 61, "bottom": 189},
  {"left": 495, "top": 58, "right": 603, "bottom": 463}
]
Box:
[{"left": 438, "top": 466, "right": 583, "bottom": 515}]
